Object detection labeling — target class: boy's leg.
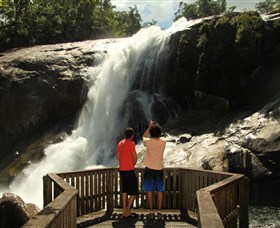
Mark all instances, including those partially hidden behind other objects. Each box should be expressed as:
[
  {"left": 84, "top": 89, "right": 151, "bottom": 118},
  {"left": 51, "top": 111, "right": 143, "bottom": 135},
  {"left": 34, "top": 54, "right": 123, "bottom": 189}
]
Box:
[
  {"left": 157, "top": 192, "right": 163, "bottom": 211},
  {"left": 156, "top": 192, "right": 163, "bottom": 220},
  {"left": 147, "top": 191, "right": 154, "bottom": 211},
  {"left": 127, "top": 195, "right": 136, "bottom": 214},
  {"left": 155, "top": 170, "right": 164, "bottom": 211},
  {"left": 147, "top": 192, "right": 155, "bottom": 219},
  {"left": 122, "top": 192, "right": 128, "bottom": 216}
]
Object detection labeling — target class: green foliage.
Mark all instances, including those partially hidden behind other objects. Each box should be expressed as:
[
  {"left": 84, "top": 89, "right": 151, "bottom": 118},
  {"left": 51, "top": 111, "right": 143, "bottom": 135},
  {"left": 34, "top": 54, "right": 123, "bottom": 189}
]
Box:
[
  {"left": 193, "top": 13, "right": 265, "bottom": 107},
  {"left": 174, "top": 0, "right": 234, "bottom": 21},
  {"left": 231, "top": 12, "right": 263, "bottom": 47},
  {"left": 274, "top": 18, "right": 280, "bottom": 28},
  {"left": 143, "top": 19, "right": 157, "bottom": 28},
  {"left": 256, "top": 0, "right": 280, "bottom": 14},
  {"left": 165, "top": 30, "right": 200, "bottom": 107},
  {"left": 0, "top": 0, "right": 143, "bottom": 51},
  {"left": 114, "top": 5, "right": 142, "bottom": 36},
  {"left": 174, "top": 2, "right": 198, "bottom": 21}
]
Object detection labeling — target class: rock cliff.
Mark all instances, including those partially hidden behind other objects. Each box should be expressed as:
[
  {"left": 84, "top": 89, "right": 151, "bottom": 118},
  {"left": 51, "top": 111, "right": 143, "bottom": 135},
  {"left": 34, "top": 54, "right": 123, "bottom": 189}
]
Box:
[{"left": 0, "top": 40, "right": 119, "bottom": 171}]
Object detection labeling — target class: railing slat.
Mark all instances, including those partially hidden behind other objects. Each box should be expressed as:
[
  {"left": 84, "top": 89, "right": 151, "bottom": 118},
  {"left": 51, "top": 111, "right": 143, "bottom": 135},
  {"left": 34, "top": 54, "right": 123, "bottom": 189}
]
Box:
[
  {"left": 172, "top": 169, "right": 176, "bottom": 209},
  {"left": 113, "top": 170, "right": 119, "bottom": 207},
  {"left": 85, "top": 173, "right": 89, "bottom": 214},
  {"left": 90, "top": 173, "right": 93, "bottom": 213},
  {"left": 81, "top": 173, "right": 85, "bottom": 215},
  {"left": 77, "top": 175, "right": 81, "bottom": 216},
  {"left": 139, "top": 169, "right": 145, "bottom": 208},
  {"left": 102, "top": 172, "right": 106, "bottom": 209},
  {"left": 94, "top": 172, "right": 98, "bottom": 211},
  {"left": 166, "top": 170, "right": 171, "bottom": 208},
  {"left": 135, "top": 171, "right": 140, "bottom": 208}
]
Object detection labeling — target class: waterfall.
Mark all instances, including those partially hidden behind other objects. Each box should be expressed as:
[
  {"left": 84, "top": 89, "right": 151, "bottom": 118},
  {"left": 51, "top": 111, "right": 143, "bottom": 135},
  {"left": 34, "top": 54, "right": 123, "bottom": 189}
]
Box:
[{"left": 3, "top": 18, "right": 192, "bottom": 208}]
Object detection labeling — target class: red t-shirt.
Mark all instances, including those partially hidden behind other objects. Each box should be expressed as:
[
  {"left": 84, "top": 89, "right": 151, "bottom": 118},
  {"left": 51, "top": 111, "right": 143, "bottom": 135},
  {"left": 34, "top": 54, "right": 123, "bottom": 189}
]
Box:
[{"left": 117, "top": 139, "right": 136, "bottom": 171}]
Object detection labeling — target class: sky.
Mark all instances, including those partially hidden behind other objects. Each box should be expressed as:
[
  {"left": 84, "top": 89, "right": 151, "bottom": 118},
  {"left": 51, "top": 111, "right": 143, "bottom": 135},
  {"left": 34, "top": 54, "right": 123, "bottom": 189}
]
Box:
[{"left": 111, "top": 0, "right": 263, "bottom": 28}]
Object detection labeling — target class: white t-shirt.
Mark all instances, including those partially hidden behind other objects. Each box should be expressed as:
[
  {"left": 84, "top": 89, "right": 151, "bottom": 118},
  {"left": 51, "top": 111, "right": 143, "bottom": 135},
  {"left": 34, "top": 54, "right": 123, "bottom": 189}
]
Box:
[{"left": 143, "top": 137, "right": 166, "bottom": 170}]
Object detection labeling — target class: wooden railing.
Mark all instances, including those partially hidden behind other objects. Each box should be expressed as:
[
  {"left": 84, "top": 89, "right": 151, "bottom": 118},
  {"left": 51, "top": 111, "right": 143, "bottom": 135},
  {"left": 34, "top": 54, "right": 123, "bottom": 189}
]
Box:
[
  {"left": 197, "top": 173, "right": 248, "bottom": 228},
  {"left": 23, "top": 173, "right": 78, "bottom": 228},
  {"left": 23, "top": 167, "right": 248, "bottom": 227}
]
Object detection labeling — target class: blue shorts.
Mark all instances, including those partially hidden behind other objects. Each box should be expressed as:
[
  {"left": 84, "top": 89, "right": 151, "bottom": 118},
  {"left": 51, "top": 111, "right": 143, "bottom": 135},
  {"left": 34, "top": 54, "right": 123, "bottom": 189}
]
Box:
[{"left": 143, "top": 167, "right": 164, "bottom": 192}]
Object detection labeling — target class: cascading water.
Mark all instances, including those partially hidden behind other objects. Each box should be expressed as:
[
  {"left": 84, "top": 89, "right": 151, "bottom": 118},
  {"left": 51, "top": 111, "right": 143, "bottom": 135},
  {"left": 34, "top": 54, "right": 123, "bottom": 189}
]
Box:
[{"left": 2, "top": 18, "right": 190, "bottom": 208}]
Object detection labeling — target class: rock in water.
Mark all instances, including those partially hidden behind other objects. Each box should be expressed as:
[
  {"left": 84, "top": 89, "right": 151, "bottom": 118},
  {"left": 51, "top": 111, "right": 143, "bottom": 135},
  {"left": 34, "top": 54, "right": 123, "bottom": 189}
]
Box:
[{"left": 0, "top": 192, "right": 39, "bottom": 227}]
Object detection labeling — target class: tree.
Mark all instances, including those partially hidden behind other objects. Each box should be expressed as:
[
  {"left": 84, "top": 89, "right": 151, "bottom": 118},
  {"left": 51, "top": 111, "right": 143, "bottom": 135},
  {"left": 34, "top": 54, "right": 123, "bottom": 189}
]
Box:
[
  {"left": 114, "top": 5, "right": 142, "bottom": 36},
  {"left": 0, "top": 0, "right": 34, "bottom": 49},
  {"left": 0, "top": 0, "right": 144, "bottom": 51},
  {"left": 126, "top": 5, "right": 142, "bottom": 35},
  {"left": 197, "top": 0, "right": 213, "bottom": 17},
  {"left": 174, "top": 0, "right": 235, "bottom": 21},
  {"left": 174, "top": 2, "right": 198, "bottom": 20},
  {"left": 143, "top": 19, "right": 157, "bottom": 28},
  {"left": 0, "top": 0, "right": 31, "bottom": 26},
  {"left": 256, "top": 0, "right": 280, "bottom": 14}
]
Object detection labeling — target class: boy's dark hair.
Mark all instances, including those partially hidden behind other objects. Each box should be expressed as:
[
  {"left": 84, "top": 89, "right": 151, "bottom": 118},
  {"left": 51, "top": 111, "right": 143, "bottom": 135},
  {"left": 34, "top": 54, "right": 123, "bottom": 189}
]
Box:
[
  {"left": 149, "top": 124, "right": 162, "bottom": 138},
  {"left": 125, "top": 127, "right": 135, "bottom": 139}
]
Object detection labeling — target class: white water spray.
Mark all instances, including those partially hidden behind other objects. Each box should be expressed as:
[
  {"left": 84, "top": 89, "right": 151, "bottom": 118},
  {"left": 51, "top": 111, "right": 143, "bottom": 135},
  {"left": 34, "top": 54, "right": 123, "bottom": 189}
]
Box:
[{"left": 2, "top": 18, "right": 196, "bottom": 208}]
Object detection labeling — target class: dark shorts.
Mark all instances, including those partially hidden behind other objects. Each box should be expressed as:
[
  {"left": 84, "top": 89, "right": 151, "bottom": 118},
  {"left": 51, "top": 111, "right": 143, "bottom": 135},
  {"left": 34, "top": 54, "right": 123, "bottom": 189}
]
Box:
[
  {"left": 143, "top": 167, "right": 164, "bottom": 192},
  {"left": 120, "top": 170, "right": 138, "bottom": 195}
]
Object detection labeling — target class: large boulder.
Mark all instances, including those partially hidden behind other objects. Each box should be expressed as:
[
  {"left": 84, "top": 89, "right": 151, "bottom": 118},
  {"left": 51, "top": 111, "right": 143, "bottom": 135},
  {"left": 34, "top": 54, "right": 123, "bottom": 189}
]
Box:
[
  {"left": 142, "top": 96, "right": 280, "bottom": 206},
  {"left": 0, "top": 192, "right": 39, "bottom": 228}
]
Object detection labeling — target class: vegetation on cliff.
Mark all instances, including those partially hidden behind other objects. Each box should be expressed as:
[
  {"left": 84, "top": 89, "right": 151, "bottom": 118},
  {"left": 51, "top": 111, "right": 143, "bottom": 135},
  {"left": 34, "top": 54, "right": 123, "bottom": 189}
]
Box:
[
  {"left": 174, "top": 0, "right": 280, "bottom": 20},
  {"left": 0, "top": 0, "right": 142, "bottom": 52},
  {"left": 168, "top": 11, "right": 280, "bottom": 111},
  {"left": 1, "top": 0, "right": 279, "bottom": 52}
]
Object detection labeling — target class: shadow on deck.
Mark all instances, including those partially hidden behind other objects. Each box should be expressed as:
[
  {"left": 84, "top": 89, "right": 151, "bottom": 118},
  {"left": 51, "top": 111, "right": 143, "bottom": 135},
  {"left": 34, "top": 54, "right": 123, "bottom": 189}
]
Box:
[{"left": 77, "top": 209, "right": 198, "bottom": 227}]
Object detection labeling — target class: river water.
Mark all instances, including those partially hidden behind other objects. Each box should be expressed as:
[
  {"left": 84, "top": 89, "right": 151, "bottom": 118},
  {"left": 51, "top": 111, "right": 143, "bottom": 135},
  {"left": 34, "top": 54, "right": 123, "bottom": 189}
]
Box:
[{"left": 249, "top": 206, "right": 280, "bottom": 228}]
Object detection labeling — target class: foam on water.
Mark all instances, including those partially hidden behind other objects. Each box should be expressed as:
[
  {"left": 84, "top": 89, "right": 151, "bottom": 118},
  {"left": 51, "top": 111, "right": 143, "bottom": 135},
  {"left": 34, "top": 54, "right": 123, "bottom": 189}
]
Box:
[{"left": 249, "top": 206, "right": 280, "bottom": 227}]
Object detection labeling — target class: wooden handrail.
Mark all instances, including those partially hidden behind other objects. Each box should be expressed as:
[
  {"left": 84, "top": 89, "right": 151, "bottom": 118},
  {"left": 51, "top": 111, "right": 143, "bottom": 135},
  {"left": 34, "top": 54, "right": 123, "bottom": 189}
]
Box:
[
  {"left": 201, "top": 174, "right": 244, "bottom": 193},
  {"left": 197, "top": 190, "right": 224, "bottom": 228},
  {"left": 197, "top": 174, "right": 249, "bottom": 228},
  {"left": 23, "top": 174, "right": 78, "bottom": 228},
  {"left": 23, "top": 167, "right": 248, "bottom": 227}
]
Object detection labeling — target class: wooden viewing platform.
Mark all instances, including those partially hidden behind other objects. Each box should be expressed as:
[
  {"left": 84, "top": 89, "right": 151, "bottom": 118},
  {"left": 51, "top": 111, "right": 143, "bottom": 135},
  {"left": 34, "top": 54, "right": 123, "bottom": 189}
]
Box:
[
  {"left": 23, "top": 167, "right": 249, "bottom": 228},
  {"left": 77, "top": 208, "right": 198, "bottom": 227}
]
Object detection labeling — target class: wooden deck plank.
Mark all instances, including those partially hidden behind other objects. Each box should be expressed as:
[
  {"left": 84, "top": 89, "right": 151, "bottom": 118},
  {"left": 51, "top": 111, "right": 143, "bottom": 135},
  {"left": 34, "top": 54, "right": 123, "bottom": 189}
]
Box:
[{"left": 77, "top": 208, "right": 197, "bottom": 228}]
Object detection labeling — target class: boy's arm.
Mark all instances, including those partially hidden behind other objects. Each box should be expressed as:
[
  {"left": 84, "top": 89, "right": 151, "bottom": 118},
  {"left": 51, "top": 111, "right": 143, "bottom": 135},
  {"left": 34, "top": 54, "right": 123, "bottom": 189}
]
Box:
[
  {"left": 143, "top": 127, "right": 150, "bottom": 139},
  {"left": 143, "top": 120, "right": 156, "bottom": 139},
  {"left": 116, "top": 145, "right": 120, "bottom": 161},
  {"left": 133, "top": 150, "right": 137, "bottom": 165}
]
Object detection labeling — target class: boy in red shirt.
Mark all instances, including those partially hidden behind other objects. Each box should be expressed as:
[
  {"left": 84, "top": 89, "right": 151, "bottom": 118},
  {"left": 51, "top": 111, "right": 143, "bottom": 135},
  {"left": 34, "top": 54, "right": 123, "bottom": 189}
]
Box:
[{"left": 117, "top": 127, "right": 138, "bottom": 218}]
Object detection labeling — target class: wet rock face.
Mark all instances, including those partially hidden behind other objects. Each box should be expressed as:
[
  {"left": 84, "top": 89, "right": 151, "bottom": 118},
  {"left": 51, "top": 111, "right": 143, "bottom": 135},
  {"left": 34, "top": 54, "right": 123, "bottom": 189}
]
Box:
[
  {"left": 0, "top": 193, "right": 39, "bottom": 228},
  {"left": 0, "top": 41, "right": 113, "bottom": 161}
]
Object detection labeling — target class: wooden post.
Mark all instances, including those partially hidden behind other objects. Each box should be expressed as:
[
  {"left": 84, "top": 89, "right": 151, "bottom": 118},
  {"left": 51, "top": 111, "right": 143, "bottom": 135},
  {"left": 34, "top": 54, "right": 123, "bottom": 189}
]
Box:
[
  {"left": 239, "top": 177, "right": 249, "bottom": 228},
  {"left": 197, "top": 190, "right": 224, "bottom": 228},
  {"left": 106, "top": 170, "right": 114, "bottom": 213},
  {"left": 43, "top": 175, "right": 52, "bottom": 207}
]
